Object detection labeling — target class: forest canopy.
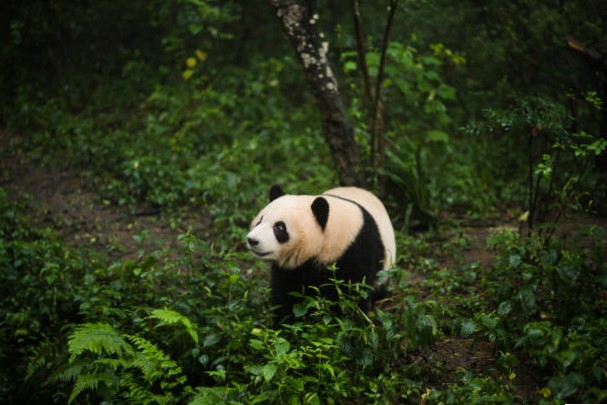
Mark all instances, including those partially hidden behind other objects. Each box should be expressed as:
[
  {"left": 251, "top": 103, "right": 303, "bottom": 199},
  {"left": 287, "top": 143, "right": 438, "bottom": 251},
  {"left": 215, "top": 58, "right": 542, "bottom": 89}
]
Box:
[{"left": 1, "top": 0, "right": 606, "bottom": 403}]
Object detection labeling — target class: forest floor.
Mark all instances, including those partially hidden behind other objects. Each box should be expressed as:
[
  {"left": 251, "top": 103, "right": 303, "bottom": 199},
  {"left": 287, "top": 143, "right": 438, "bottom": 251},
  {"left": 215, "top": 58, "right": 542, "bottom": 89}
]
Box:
[
  {"left": 3, "top": 131, "right": 605, "bottom": 402},
  {"left": 1, "top": 132, "right": 214, "bottom": 261}
]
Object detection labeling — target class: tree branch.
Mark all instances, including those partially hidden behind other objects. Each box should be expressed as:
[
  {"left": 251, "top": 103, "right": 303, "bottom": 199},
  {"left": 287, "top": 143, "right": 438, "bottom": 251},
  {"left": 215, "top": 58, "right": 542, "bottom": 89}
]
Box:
[
  {"left": 566, "top": 36, "right": 607, "bottom": 72},
  {"left": 371, "top": 0, "right": 398, "bottom": 179},
  {"left": 351, "top": 0, "right": 374, "bottom": 105}
]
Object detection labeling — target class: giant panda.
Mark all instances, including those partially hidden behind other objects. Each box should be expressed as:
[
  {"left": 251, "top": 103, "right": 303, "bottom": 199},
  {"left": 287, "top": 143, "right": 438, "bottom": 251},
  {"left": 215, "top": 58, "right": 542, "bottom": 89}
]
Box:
[{"left": 246, "top": 185, "right": 396, "bottom": 325}]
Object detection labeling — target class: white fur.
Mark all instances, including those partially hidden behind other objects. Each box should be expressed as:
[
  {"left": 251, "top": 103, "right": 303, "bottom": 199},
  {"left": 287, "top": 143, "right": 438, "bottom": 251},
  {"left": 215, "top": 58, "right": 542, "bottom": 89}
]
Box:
[
  {"left": 247, "top": 187, "right": 396, "bottom": 270},
  {"left": 323, "top": 187, "right": 396, "bottom": 269}
]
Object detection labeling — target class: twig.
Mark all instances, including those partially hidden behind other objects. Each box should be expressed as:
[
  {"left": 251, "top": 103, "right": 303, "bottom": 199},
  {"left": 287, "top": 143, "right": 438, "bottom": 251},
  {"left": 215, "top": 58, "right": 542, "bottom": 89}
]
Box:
[
  {"left": 527, "top": 129, "right": 535, "bottom": 235},
  {"left": 545, "top": 154, "right": 592, "bottom": 244},
  {"left": 351, "top": 0, "right": 374, "bottom": 105},
  {"left": 566, "top": 37, "right": 607, "bottom": 72},
  {"left": 371, "top": 0, "right": 398, "bottom": 193}
]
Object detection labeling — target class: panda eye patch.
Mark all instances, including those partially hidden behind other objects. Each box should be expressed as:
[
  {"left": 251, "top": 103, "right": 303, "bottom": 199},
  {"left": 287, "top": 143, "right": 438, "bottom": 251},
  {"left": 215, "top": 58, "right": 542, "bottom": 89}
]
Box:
[{"left": 273, "top": 221, "right": 289, "bottom": 244}]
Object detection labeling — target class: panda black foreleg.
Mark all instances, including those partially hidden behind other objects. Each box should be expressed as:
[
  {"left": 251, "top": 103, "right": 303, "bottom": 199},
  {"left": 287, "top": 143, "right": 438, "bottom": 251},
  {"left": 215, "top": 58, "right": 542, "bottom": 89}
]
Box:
[
  {"left": 270, "top": 260, "right": 329, "bottom": 326},
  {"left": 270, "top": 265, "right": 301, "bottom": 326},
  {"left": 270, "top": 252, "right": 382, "bottom": 327}
]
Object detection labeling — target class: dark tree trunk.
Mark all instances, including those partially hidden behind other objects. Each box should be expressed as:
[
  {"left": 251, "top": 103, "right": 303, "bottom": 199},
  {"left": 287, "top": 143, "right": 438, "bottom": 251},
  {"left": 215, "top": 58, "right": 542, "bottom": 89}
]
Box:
[{"left": 269, "top": 0, "right": 365, "bottom": 186}]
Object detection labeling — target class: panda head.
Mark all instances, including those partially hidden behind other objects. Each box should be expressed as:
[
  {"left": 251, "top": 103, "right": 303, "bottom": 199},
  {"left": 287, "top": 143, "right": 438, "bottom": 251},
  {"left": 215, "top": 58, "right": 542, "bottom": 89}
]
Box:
[{"left": 246, "top": 185, "right": 331, "bottom": 269}]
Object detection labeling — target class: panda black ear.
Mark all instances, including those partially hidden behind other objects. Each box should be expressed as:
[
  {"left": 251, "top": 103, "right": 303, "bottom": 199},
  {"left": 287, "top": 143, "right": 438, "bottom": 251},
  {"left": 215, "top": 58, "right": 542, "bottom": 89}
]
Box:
[
  {"left": 269, "top": 185, "right": 286, "bottom": 202},
  {"left": 311, "top": 197, "right": 329, "bottom": 231}
]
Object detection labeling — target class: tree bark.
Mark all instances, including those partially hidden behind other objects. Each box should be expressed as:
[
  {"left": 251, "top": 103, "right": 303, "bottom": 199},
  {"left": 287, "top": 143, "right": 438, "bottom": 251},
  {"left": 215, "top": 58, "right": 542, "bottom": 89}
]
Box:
[{"left": 269, "top": 0, "right": 365, "bottom": 186}]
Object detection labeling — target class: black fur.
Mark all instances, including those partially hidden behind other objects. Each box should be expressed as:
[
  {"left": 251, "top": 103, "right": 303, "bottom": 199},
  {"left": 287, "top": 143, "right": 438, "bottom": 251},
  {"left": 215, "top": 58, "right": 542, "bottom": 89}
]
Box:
[
  {"left": 269, "top": 185, "right": 285, "bottom": 201},
  {"left": 311, "top": 197, "right": 329, "bottom": 230},
  {"left": 273, "top": 221, "right": 289, "bottom": 243},
  {"left": 271, "top": 206, "right": 385, "bottom": 325}
]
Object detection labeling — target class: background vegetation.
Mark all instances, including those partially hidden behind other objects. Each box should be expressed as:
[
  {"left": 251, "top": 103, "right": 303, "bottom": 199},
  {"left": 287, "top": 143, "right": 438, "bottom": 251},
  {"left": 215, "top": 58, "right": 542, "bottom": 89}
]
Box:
[{"left": 1, "top": 0, "right": 606, "bottom": 403}]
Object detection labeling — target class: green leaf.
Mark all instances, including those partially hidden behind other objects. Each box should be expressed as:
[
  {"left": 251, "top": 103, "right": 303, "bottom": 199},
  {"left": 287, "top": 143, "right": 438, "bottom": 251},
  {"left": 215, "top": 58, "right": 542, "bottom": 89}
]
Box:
[
  {"left": 343, "top": 60, "right": 357, "bottom": 73},
  {"left": 498, "top": 301, "right": 512, "bottom": 317},
  {"left": 188, "top": 386, "right": 235, "bottom": 405},
  {"left": 437, "top": 83, "right": 456, "bottom": 100},
  {"left": 554, "top": 350, "right": 578, "bottom": 369},
  {"left": 249, "top": 339, "right": 264, "bottom": 351},
  {"left": 182, "top": 69, "right": 194, "bottom": 81},
  {"left": 478, "top": 313, "right": 497, "bottom": 330},
  {"left": 293, "top": 303, "right": 308, "bottom": 318},
  {"left": 427, "top": 130, "right": 449, "bottom": 142},
  {"left": 273, "top": 337, "right": 290, "bottom": 357},
  {"left": 150, "top": 308, "right": 199, "bottom": 345},
  {"left": 204, "top": 333, "right": 221, "bottom": 348},
  {"left": 460, "top": 319, "right": 478, "bottom": 337},
  {"left": 556, "top": 264, "right": 580, "bottom": 283},
  {"left": 198, "top": 354, "right": 209, "bottom": 366},
  {"left": 518, "top": 286, "right": 536, "bottom": 310},
  {"left": 589, "top": 139, "right": 607, "bottom": 155},
  {"left": 509, "top": 254, "right": 522, "bottom": 268},
  {"left": 394, "top": 78, "right": 411, "bottom": 95},
  {"left": 420, "top": 55, "right": 442, "bottom": 66},
  {"left": 262, "top": 364, "right": 277, "bottom": 382},
  {"left": 365, "top": 52, "right": 380, "bottom": 68},
  {"left": 548, "top": 372, "right": 584, "bottom": 399},
  {"left": 251, "top": 389, "right": 278, "bottom": 404},
  {"left": 541, "top": 250, "right": 558, "bottom": 266},
  {"left": 245, "top": 364, "right": 263, "bottom": 376}
]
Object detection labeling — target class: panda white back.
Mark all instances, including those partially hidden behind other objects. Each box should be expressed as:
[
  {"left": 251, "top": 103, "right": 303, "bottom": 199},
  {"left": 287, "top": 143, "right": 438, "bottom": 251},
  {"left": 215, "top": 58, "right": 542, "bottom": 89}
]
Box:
[{"left": 322, "top": 187, "right": 396, "bottom": 270}]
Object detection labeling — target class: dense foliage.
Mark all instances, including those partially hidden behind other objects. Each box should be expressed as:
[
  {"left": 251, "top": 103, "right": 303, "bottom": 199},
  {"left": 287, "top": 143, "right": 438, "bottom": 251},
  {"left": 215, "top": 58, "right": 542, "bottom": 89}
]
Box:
[{"left": 1, "top": 0, "right": 606, "bottom": 403}]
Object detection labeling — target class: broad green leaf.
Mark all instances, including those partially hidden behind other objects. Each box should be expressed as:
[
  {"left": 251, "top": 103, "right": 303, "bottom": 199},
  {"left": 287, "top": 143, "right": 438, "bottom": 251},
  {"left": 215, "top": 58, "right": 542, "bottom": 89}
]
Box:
[
  {"left": 509, "top": 254, "right": 522, "bottom": 268},
  {"left": 293, "top": 303, "right": 308, "bottom": 318},
  {"left": 498, "top": 301, "right": 512, "bottom": 317},
  {"left": 249, "top": 339, "right": 264, "bottom": 351},
  {"left": 204, "top": 333, "right": 221, "bottom": 347},
  {"left": 427, "top": 130, "right": 449, "bottom": 142},
  {"left": 518, "top": 286, "right": 536, "bottom": 310},
  {"left": 343, "top": 60, "right": 357, "bottom": 73},
  {"left": 548, "top": 372, "right": 584, "bottom": 399},
  {"left": 262, "top": 364, "right": 277, "bottom": 382},
  {"left": 460, "top": 319, "right": 477, "bottom": 337},
  {"left": 273, "top": 337, "right": 290, "bottom": 357},
  {"left": 437, "top": 83, "right": 456, "bottom": 100}
]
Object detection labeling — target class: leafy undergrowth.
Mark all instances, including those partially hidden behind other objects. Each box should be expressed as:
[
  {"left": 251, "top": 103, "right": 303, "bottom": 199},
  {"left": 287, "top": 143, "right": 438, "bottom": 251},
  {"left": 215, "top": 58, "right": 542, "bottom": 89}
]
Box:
[{"left": 2, "top": 189, "right": 606, "bottom": 404}]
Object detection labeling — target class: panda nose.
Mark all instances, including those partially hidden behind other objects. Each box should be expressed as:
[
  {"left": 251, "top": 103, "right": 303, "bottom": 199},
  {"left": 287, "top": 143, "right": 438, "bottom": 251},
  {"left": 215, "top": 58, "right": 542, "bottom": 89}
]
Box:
[{"left": 247, "top": 237, "right": 259, "bottom": 247}]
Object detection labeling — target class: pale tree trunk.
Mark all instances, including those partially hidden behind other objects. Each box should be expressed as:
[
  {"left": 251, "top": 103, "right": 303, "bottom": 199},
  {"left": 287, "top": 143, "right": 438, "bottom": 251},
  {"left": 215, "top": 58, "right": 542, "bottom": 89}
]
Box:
[{"left": 269, "top": 0, "right": 365, "bottom": 187}]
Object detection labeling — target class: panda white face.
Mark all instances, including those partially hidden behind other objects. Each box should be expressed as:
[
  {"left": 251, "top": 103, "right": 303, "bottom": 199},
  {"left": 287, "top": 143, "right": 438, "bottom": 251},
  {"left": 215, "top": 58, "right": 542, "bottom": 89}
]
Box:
[
  {"left": 246, "top": 216, "right": 289, "bottom": 261},
  {"left": 246, "top": 194, "right": 324, "bottom": 269}
]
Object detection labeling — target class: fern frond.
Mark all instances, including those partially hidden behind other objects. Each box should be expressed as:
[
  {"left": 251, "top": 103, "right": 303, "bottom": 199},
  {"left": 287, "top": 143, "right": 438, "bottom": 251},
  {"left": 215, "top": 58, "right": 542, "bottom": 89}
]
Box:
[
  {"left": 120, "top": 373, "right": 157, "bottom": 405},
  {"left": 120, "top": 372, "right": 177, "bottom": 405},
  {"left": 51, "top": 363, "right": 84, "bottom": 385},
  {"left": 149, "top": 308, "right": 199, "bottom": 345},
  {"left": 68, "top": 323, "right": 131, "bottom": 362},
  {"left": 68, "top": 372, "right": 114, "bottom": 404},
  {"left": 124, "top": 334, "right": 185, "bottom": 388},
  {"left": 96, "top": 357, "right": 127, "bottom": 370}
]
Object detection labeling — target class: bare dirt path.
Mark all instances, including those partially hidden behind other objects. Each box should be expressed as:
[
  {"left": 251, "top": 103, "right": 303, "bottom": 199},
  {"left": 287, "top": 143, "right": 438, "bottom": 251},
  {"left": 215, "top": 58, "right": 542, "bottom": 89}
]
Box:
[{"left": 1, "top": 131, "right": 213, "bottom": 260}]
